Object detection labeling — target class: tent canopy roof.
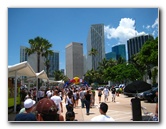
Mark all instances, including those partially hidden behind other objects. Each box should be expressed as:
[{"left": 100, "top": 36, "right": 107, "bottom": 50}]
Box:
[
  {"left": 8, "top": 61, "right": 36, "bottom": 77},
  {"left": 8, "top": 61, "right": 49, "bottom": 81},
  {"left": 36, "top": 70, "right": 49, "bottom": 80}
]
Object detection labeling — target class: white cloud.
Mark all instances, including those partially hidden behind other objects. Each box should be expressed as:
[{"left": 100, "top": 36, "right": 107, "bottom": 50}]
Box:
[
  {"left": 104, "top": 18, "right": 146, "bottom": 44},
  {"left": 151, "top": 17, "right": 158, "bottom": 37},
  {"left": 146, "top": 25, "right": 151, "bottom": 29},
  {"left": 152, "top": 17, "right": 158, "bottom": 28}
]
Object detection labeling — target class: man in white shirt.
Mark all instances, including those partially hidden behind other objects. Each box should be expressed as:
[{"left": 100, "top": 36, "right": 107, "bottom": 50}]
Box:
[
  {"left": 91, "top": 102, "right": 115, "bottom": 122},
  {"left": 51, "top": 89, "right": 63, "bottom": 115},
  {"left": 103, "top": 87, "right": 109, "bottom": 102}
]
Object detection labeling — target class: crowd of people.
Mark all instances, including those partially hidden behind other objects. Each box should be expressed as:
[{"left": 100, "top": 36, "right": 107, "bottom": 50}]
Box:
[
  {"left": 15, "top": 84, "right": 158, "bottom": 122},
  {"left": 15, "top": 85, "right": 118, "bottom": 122}
]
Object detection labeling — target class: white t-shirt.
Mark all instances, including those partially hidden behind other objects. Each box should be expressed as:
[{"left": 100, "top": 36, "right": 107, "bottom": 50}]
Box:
[
  {"left": 103, "top": 88, "right": 109, "bottom": 96},
  {"left": 50, "top": 95, "right": 62, "bottom": 114},
  {"left": 91, "top": 115, "right": 115, "bottom": 122}
]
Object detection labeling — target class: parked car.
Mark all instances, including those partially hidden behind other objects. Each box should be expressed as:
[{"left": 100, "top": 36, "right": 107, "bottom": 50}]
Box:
[
  {"left": 137, "top": 87, "right": 158, "bottom": 102},
  {"left": 96, "top": 86, "right": 104, "bottom": 90},
  {"left": 123, "top": 92, "right": 135, "bottom": 97},
  {"left": 114, "top": 86, "right": 120, "bottom": 91}
]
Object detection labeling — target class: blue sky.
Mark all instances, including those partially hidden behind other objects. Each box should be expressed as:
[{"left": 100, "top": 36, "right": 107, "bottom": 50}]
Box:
[{"left": 8, "top": 8, "right": 158, "bottom": 70}]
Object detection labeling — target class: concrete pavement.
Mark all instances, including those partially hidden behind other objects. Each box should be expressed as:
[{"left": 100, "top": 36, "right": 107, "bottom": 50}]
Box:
[{"left": 61, "top": 91, "right": 156, "bottom": 122}]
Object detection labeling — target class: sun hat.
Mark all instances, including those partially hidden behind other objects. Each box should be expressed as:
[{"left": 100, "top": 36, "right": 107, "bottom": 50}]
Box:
[
  {"left": 24, "top": 98, "right": 36, "bottom": 109},
  {"left": 36, "top": 98, "right": 58, "bottom": 115}
]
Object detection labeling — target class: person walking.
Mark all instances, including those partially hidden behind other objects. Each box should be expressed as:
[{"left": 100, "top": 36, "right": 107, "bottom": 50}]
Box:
[
  {"left": 65, "top": 92, "right": 74, "bottom": 112},
  {"left": 98, "top": 89, "right": 102, "bottom": 103},
  {"left": 36, "top": 98, "right": 64, "bottom": 121},
  {"left": 51, "top": 89, "right": 63, "bottom": 115},
  {"left": 103, "top": 87, "right": 109, "bottom": 102},
  {"left": 79, "top": 88, "right": 86, "bottom": 108},
  {"left": 111, "top": 86, "right": 116, "bottom": 102},
  {"left": 91, "top": 88, "right": 96, "bottom": 106},
  {"left": 15, "top": 98, "right": 36, "bottom": 121},
  {"left": 90, "top": 102, "right": 115, "bottom": 121},
  {"left": 84, "top": 90, "right": 91, "bottom": 115}
]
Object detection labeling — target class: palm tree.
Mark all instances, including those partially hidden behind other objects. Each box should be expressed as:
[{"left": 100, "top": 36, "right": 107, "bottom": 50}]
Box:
[
  {"left": 89, "top": 48, "right": 98, "bottom": 70},
  {"left": 25, "top": 36, "right": 53, "bottom": 88},
  {"left": 44, "top": 59, "right": 51, "bottom": 77},
  {"left": 43, "top": 50, "right": 54, "bottom": 77},
  {"left": 53, "top": 70, "right": 65, "bottom": 81}
]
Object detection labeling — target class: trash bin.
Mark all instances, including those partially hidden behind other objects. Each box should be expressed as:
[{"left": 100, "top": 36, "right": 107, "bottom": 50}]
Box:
[{"left": 131, "top": 97, "right": 142, "bottom": 121}]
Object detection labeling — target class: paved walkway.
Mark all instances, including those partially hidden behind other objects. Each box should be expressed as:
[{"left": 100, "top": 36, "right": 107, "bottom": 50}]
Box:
[{"left": 62, "top": 91, "right": 133, "bottom": 122}]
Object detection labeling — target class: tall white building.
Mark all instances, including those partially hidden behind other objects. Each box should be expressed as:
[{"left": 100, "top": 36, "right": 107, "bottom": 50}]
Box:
[
  {"left": 86, "top": 24, "right": 105, "bottom": 71},
  {"left": 65, "top": 42, "right": 83, "bottom": 79}
]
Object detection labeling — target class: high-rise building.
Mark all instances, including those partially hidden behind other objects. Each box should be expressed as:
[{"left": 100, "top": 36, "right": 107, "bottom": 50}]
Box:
[
  {"left": 47, "top": 51, "right": 59, "bottom": 77},
  {"left": 86, "top": 24, "right": 105, "bottom": 71},
  {"left": 105, "top": 52, "right": 116, "bottom": 60},
  {"left": 83, "top": 55, "right": 87, "bottom": 75},
  {"left": 127, "top": 34, "right": 154, "bottom": 60},
  {"left": 112, "top": 44, "right": 126, "bottom": 61},
  {"left": 65, "top": 42, "right": 83, "bottom": 79}
]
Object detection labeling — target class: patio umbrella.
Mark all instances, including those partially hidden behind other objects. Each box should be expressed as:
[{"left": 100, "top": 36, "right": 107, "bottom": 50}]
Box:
[{"left": 124, "top": 80, "right": 152, "bottom": 95}]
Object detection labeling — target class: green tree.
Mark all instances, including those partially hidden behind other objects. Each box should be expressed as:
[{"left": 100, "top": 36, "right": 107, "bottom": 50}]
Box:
[
  {"left": 53, "top": 70, "right": 64, "bottom": 81},
  {"left": 129, "top": 54, "right": 146, "bottom": 77},
  {"left": 137, "top": 37, "right": 158, "bottom": 79},
  {"left": 89, "top": 48, "right": 98, "bottom": 70},
  {"left": 138, "top": 37, "right": 158, "bottom": 66},
  {"left": 84, "top": 69, "right": 101, "bottom": 84},
  {"left": 117, "top": 56, "right": 125, "bottom": 64},
  {"left": 25, "top": 36, "right": 53, "bottom": 88},
  {"left": 97, "top": 58, "right": 109, "bottom": 82},
  {"left": 44, "top": 59, "right": 51, "bottom": 77},
  {"left": 152, "top": 67, "right": 158, "bottom": 85},
  {"left": 43, "top": 50, "right": 54, "bottom": 77},
  {"left": 103, "top": 63, "right": 142, "bottom": 84}
]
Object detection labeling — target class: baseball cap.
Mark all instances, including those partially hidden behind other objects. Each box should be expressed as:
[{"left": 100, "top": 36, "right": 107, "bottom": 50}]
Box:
[
  {"left": 24, "top": 98, "right": 36, "bottom": 109},
  {"left": 36, "top": 98, "right": 58, "bottom": 115}
]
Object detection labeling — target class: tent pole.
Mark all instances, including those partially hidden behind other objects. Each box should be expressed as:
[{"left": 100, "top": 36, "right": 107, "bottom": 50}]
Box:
[
  {"left": 36, "top": 77, "right": 38, "bottom": 102},
  {"left": 28, "top": 81, "right": 30, "bottom": 91},
  {"left": 14, "top": 71, "right": 17, "bottom": 113}
]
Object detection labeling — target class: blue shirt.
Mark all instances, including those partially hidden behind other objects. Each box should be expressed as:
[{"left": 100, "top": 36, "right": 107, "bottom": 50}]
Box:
[{"left": 15, "top": 113, "right": 37, "bottom": 121}]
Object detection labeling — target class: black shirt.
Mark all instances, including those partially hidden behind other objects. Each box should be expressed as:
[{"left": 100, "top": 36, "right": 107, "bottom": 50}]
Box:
[{"left": 111, "top": 88, "right": 116, "bottom": 94}]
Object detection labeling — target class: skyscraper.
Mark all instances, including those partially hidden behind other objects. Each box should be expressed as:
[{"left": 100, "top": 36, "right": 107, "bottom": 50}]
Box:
[
  {"left": 105, "top": 52, "right": 116, "bottom": 60},
  {"left": 127, "top": 34, "right": 154, "bottom": 60},
  {"left": 65, "top": 42, "right": 83, "bottom": 79},
  {"left": 112, "top": 44, "right": 126, "bottom": 61},
  {"left": 86, "top": 24, "right": 105, "bottom": 71},
  {"left": 47, "top": 51, "right": 59, "bottom": 78}
]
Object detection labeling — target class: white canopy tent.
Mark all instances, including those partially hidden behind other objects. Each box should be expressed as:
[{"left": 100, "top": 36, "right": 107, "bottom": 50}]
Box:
[
  {"left": 8, "top": 61, "right": 49, "bottom": 113},
  {"left": 26, "top": 70, "right": 49, "bottom": 91},
  {"left": 8, "top": 61, "right": 36, "bottom": 78},
  {"left": 48, "top": 79, "right": 64, "bottom": 84},
  {"left": 8, "top": 61, "right": 36, "bottom": 113},
  {"left": 36, "top": 70, "right": 49, "bottom": 81}
]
